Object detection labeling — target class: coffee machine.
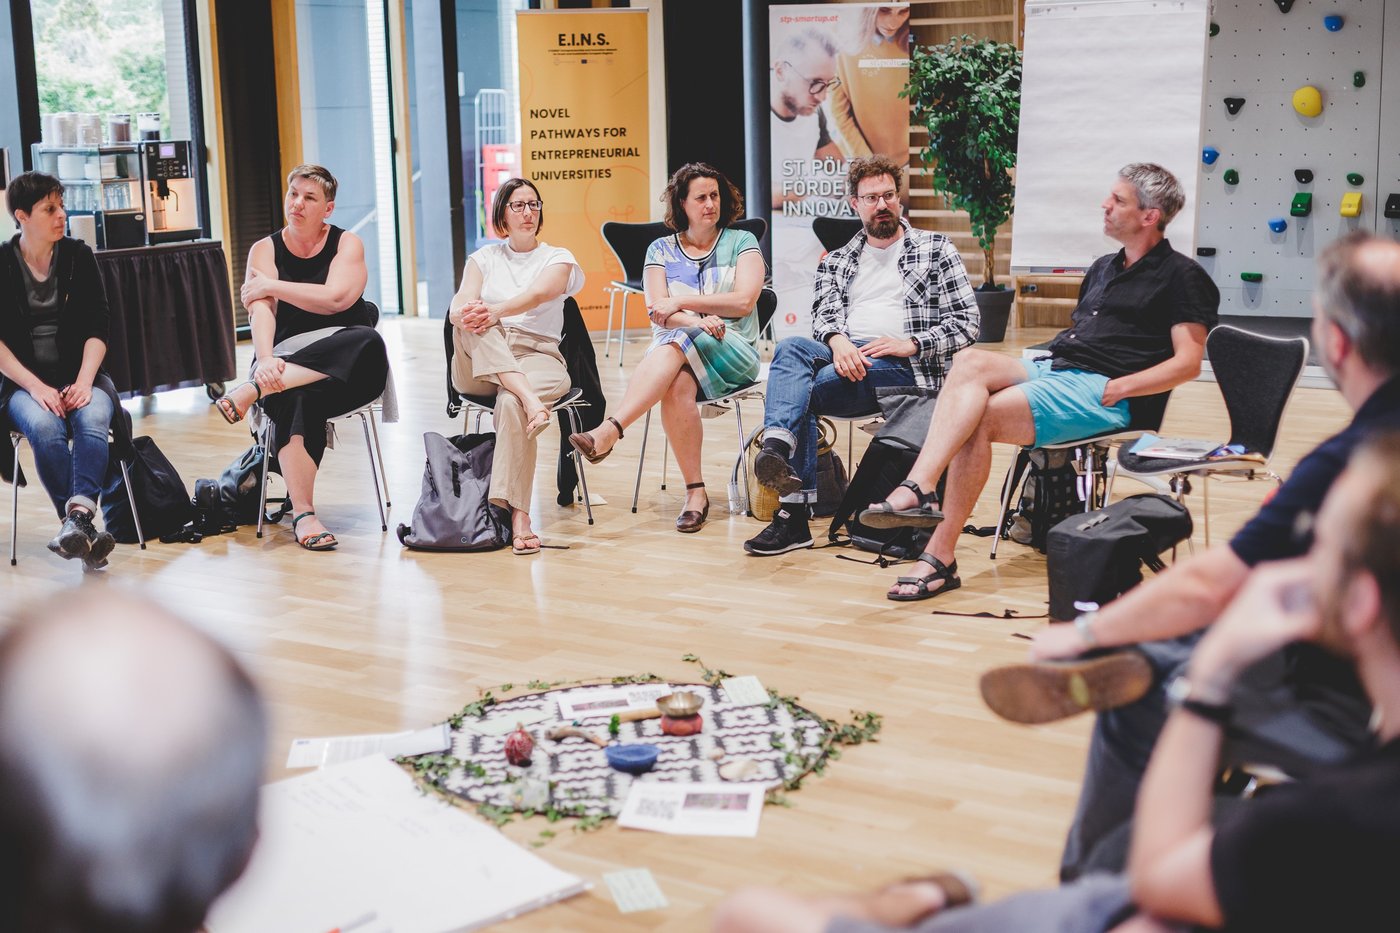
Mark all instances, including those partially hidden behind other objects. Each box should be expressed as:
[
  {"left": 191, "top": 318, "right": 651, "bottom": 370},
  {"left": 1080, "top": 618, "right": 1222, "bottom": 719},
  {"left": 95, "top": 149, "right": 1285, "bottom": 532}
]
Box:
[{"left": 141, "top": 140, "right": 202, "bottom": 245}]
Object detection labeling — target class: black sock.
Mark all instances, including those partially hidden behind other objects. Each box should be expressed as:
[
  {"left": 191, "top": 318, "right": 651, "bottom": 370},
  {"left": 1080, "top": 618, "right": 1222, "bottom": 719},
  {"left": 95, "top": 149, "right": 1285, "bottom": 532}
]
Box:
[
  {"left": 761, "top": 437, "right": 792, "bottom": 459},
  {"left": 778, "top": 501, "right": 810, "bottom": 522}
]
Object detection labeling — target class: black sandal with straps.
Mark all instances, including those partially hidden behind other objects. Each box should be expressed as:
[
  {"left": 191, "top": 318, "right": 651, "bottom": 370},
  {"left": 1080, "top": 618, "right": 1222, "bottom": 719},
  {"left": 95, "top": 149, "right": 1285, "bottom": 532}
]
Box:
[
  {"left": 887, "top": 554, "right": 960, "bottom": 602},
  {"left": 860, "top": 479, "right": 945, "bottom": 529}
]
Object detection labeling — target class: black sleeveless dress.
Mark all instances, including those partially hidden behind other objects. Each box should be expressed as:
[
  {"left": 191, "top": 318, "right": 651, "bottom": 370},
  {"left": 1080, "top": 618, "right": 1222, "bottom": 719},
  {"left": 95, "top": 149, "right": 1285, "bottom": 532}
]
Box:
[{"left": 261, "top": 225, "right": 389, "bottom": 465}]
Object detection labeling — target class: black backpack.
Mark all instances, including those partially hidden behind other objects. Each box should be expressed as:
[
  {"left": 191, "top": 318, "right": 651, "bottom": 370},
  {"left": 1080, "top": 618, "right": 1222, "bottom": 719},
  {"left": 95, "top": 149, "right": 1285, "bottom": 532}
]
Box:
[
  {"left": 216, "top": 443, "right": 290, "bottom": 526},
  {"left": 826, "top": 439, "right": 937, "bottom": 563},
  {"left": 1046, "top": 493, "right": 1193, "bottom": 620},
  {"left": 1001, "top": 448, "right": 1085, "bottom": 553},
  {"left": 100, "top": 435, "right": 194, "bottom": 543}
]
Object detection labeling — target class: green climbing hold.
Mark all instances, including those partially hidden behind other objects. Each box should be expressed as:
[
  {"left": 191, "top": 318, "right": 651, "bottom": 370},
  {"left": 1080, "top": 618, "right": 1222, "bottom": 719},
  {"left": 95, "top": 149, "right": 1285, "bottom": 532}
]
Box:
[
  {"left": 1241, "top": 272, "right": 1264, "bottom": 283},
  {"left": 1223, "top": 169, "right": 1240, "bottom": 185},
  {"left": 1354, "top": 71, "right": 1366, "bottom": 88},
  {"left": 1210, "top": 21, "right": 1219, "bottom": 36},
  {"left": 1347, "top": 172, "right": 1364, "bottom": 186},
  {"left": 1290, "top": 193, "right": 1313, "bottom": 217}
]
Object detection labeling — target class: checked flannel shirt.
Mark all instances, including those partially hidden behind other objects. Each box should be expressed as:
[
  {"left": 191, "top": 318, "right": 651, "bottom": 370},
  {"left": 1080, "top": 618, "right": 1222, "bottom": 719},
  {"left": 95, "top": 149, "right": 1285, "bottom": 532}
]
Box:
[{"left": 810, "top": 218, "right": 980, "bottom": 391}]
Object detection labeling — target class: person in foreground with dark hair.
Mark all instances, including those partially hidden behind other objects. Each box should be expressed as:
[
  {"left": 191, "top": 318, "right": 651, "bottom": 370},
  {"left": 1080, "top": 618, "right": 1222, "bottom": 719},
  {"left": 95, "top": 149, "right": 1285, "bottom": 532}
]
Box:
[
  {"left": 218, "top": 164, "right": 390, "bottom": 551},
  {"left": 980, "top": 231, "right": 1400, "bottom": 881},
  {"left": 745, "top": 153, "right": 978, "bottom": 557},
  {"left": 0, "top": 587, "right": 267, "bottom": 933},
  {"left": 570, "top": 162, "right": 764, "bottom": 533},
  {"left": 448, "top": 177, "right": 583, "bottom": 553},
  {"left": 713, "top": 432, "right": 1400, "bottom": 933},
  {"left": 864, "top": 164, "right": 1218, "bottom": 601},
  {"left": 0, "top": 171, "right": 119, "bottom": 570}
]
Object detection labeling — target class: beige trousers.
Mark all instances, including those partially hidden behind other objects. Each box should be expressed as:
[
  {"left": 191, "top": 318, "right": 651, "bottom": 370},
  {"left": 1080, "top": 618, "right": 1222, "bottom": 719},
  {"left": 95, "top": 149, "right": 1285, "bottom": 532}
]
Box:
[{"left": 451, "top": 325, "right": 570, "bottom": 512}]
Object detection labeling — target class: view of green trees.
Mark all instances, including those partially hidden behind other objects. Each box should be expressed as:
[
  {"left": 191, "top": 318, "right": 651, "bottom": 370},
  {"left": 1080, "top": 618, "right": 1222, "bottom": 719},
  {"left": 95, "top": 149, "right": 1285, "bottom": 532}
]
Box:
[{"left": 33, "top": 0, "right": 169, "bottom": 125}]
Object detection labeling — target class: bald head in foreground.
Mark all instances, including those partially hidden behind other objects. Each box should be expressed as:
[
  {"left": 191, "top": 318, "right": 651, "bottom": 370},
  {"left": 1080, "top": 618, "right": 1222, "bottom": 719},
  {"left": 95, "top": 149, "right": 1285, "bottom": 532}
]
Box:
[{"left": 0, "top": 589, "right": 266, "bottom": 933}]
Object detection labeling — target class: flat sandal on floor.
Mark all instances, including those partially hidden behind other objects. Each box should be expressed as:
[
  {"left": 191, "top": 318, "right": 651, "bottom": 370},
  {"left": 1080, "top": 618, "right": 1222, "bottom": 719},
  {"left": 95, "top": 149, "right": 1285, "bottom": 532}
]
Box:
[
  {"left": 888, "top": 554, "right": 959, "bottom": 602},
  {"left": 675, "top": 482, "right": 709, "bottom": 534},
  {"left": 291, "top": 511, "right": 338, "bottom": 551}
]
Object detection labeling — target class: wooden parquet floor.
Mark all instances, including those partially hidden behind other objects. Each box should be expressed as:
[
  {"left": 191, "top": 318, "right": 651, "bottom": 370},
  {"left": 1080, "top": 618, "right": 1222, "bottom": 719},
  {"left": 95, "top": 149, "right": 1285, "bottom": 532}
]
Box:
[{"left": 3, "top": 317, "right": 1351, "bottom": 931}]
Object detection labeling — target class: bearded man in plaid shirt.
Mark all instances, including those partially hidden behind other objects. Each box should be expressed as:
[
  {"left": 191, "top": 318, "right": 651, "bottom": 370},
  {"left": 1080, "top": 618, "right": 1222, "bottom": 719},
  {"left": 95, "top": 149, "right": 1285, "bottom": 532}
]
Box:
[{"left": 746, "top": 154, "right": 980, "bottom": 557}]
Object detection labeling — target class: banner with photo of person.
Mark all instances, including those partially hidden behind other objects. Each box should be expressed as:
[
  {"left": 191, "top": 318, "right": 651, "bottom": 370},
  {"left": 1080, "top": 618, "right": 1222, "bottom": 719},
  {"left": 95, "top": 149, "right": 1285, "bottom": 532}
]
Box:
[
  {"left": 517, "top": 9, "right": 649, "bottom": 330},
  {"left": 768, "top": 3, "right": 911, "bottom": 340}
]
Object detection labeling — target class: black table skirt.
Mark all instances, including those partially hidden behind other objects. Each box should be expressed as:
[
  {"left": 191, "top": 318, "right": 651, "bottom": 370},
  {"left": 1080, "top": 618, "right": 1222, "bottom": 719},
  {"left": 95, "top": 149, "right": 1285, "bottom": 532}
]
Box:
[{"left": 95, "top": 240, "right": 238, "bottom": 397}]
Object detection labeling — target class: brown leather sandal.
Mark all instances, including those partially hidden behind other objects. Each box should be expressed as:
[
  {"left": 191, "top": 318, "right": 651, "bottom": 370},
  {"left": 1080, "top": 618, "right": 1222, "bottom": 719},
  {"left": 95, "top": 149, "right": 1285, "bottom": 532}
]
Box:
[
  {"left": 675, "top": 482, "right": 709, "bottom": 533},
  {"left": 569, "top": 416, "right": 623, "bottom": 464}
]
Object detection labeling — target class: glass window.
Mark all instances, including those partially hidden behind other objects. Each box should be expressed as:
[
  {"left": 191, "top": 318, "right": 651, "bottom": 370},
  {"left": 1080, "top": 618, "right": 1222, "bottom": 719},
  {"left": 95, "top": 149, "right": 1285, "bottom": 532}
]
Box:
[
  {"left": 296, "top": 0, "right": 401, "bottom": 314},
  {"left": 31, "top": 0, "right": 193, "bottom": 145}
]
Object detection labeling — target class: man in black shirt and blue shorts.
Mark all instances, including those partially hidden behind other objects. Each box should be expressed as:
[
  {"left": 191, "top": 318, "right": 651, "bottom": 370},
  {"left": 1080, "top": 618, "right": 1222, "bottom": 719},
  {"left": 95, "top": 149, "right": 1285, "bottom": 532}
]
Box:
[
  {"left": 980, "top": 231, "right": 1400, "bottom": 881},
  {"left": 863, "top": 163, "right": 1219, "bottom": 602}
]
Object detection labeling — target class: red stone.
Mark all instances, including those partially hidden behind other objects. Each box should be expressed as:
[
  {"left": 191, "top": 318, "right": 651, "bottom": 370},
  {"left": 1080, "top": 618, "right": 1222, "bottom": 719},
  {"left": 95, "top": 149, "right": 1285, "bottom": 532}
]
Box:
[
  {"left": 660, "top": 713, "right": 703, "bottom": 736},
  {"left": 504, "top": 725, "right": 535, "bottom": 766}
]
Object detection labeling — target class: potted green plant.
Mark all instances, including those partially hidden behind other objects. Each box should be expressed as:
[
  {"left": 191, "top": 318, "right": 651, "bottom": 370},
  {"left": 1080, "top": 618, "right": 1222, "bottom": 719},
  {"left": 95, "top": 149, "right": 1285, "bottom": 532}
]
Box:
[{"left": 903, "top": 34, "right": 1022, "bottom": 341}]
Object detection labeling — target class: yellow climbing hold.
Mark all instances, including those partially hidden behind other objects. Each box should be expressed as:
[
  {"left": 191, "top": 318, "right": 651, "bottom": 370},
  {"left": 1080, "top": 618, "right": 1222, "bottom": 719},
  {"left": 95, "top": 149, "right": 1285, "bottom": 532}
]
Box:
[
  {"left": 1339, "top": 192, "right": 1362, "bottom": 217},
  {"left": 1292, "top": 85, "right": 1323, "bottom": 117}
]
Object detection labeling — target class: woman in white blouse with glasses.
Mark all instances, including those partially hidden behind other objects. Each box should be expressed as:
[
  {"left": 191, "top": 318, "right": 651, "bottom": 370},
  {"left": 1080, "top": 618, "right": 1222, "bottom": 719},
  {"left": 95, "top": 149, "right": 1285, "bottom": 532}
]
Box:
[{"left": 448, "top": 178, "right": 583, "bottom": 555}]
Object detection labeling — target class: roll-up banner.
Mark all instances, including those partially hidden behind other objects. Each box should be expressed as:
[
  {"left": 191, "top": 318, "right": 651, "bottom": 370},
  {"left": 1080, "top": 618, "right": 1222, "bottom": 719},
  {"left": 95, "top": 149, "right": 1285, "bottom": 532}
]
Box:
[
  {"left": 769, "top": 3, "right": 910, "bottom": 340},
  {"left": 517, "top": 9, "right": 650, "bottom": 330}
]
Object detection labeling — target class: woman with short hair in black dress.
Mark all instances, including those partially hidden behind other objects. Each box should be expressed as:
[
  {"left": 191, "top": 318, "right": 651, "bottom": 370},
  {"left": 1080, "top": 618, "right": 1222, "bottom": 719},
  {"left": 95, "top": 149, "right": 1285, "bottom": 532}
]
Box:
[{"left": 215, "top": 164, "right": 388, "bottom": 551}]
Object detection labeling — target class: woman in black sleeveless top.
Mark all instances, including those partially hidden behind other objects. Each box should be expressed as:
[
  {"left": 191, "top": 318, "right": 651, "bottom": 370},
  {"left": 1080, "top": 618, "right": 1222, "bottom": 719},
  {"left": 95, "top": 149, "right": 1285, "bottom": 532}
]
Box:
[{"left": 215, "top": 164, "right": 388, "bottom": 550}]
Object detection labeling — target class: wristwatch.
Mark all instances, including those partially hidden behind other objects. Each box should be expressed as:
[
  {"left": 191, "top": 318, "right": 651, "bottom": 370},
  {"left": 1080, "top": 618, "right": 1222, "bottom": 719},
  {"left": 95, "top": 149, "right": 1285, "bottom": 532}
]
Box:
[
  {"left": 1166, "top": 675, "right": 1232, "bottom": 725},
  {"left": 1073, "top": 609, "right": 1099, "bottom": 648}
]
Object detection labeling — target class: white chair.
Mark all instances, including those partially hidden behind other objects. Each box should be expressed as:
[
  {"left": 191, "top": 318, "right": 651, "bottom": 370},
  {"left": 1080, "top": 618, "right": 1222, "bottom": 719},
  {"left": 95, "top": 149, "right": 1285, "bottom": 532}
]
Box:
[
  {"left": 456, "top": 386, "right": 596, "bottom": 525},
  {"left": 254, "top": 301, "right": 392, "bottom": 539},
  {"left": 630, "top": 381, "right": 766, "bottom": 515}
]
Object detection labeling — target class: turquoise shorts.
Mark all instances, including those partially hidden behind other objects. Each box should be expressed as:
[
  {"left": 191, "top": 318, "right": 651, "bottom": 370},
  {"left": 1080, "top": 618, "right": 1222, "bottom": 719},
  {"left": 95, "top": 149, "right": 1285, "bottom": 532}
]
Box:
[{"left": 1018, "top": 358, "right": 1131, "bottom": 446}]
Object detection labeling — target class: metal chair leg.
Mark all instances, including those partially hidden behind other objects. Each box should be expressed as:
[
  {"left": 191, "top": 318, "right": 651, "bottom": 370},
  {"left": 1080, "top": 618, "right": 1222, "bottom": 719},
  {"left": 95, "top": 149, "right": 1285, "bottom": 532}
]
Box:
[
  {"left": 10, "top": 435, "right": 19, "bottom": 565},
  {"left": 735, "top": 401, "right": 752, "bottom": 516},
  {"left": 618, "top": 293, "right": 630, "bottom": 367},
  {"left": 117, "top": 457, "right": 147, "bottom": 549},
  {"left": 604, "top": 288, "right": 617, "bottom": 358},
  {"left": 360, "top": 414, "right": 388, "bottom": 531},
  {"left": 631, "top": 409, "right": 651, "bottom": 513},
  {"left": 367, "top": 409, "right": 390, "bottom": 507},
  {"left": 1202, "top": 474, "right": 1211, "bottom": 547},
  {"left": 991, "top": 449, "right": 1031, "bottom": 560},
  {"left": 256, "top": 421, "right": 272, "bottom": 539},
  {"left": 565, "top": 408, "right": 594, "bottom": 525}
]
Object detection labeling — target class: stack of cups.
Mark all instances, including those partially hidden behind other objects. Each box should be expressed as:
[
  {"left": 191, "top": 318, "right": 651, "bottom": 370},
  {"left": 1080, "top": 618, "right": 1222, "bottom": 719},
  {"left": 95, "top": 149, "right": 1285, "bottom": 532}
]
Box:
[
  {"left": 52, "top": 113, "right": 77, "bottom": 147},
  {"left": 108, "top": 114, "right": 131, "bottom": 143},
  {"left": 137, "top": 112, "right": 161, "bottom": 141},
  {"left": 77, "top": 113, "right": 102, "bottom": 146}
]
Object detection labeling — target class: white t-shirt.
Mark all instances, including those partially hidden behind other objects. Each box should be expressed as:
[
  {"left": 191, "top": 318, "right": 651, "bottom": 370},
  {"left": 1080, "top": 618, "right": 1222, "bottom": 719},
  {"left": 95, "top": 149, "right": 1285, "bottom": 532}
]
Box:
[
  {"left": 844, "top": 237, "right": 906, "bottom": 340},
  {"left": 468, "top": 241, "right": 584, "bottom": 341}
]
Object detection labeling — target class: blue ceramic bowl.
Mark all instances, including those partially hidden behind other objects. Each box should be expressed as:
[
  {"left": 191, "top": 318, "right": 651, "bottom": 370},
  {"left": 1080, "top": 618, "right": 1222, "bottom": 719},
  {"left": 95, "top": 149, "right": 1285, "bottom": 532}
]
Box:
[{"left": 606, "top": 744, "right": 660, "bottom": 774}]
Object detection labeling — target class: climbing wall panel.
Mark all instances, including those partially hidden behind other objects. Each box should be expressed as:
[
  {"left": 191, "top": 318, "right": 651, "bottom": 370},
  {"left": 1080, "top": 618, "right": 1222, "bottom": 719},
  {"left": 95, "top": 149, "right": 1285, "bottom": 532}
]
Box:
[{"left": 1197, "top": 0, "right": 1390, "bottom": 317}]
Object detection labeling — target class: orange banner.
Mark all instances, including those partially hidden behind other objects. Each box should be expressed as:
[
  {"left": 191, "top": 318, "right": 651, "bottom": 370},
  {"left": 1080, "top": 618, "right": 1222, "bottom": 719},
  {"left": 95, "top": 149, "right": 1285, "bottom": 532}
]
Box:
[{"left": 517, "top": 9, "right": 650, "bottom": 331}]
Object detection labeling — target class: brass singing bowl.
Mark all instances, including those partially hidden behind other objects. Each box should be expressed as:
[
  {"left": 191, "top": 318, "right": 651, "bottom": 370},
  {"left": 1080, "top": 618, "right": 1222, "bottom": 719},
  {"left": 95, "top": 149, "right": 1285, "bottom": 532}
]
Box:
[{"left": 656, "top": 691, "right": 705, "bottom": 718}]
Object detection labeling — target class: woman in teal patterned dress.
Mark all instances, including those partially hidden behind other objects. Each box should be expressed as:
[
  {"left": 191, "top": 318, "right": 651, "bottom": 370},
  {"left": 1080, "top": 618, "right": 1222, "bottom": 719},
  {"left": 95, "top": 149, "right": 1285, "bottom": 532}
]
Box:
[{"left": 569, "top": 163, "right": 764, "bottom": 533}]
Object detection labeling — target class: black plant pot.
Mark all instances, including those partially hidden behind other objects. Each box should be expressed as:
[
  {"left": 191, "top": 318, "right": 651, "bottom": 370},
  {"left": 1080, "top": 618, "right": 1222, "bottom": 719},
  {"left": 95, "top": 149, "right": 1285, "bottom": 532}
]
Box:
[{"left": 974, "top": 286, "right": 1014, "bottom": 343}]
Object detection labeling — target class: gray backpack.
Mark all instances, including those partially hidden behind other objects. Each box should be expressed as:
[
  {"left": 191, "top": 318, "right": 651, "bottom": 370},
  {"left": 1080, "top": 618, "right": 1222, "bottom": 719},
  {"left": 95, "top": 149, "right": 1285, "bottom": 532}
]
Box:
[{"left": 397, "top": 432, "right": 512, "bottom": 551}]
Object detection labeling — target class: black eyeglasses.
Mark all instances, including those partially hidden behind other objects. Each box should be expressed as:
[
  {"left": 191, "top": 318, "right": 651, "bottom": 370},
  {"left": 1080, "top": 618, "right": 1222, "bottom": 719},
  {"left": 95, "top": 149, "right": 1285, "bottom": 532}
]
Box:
[
  {"left": 779, "top": 62, "right": 840, "bottom": 96},
  {"left": 506, "top": 200, "right": 543, "bottom": 214}
]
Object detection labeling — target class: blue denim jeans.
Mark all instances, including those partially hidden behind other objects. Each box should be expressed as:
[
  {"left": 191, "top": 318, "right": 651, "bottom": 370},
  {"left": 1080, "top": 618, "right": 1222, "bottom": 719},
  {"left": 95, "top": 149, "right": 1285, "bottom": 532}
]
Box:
[
  {"left": 2, "top": 388, "right": 114, "bottom": 517},
  {"left": 762, "top": 336, "right": 915, "bottom": 499}
]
